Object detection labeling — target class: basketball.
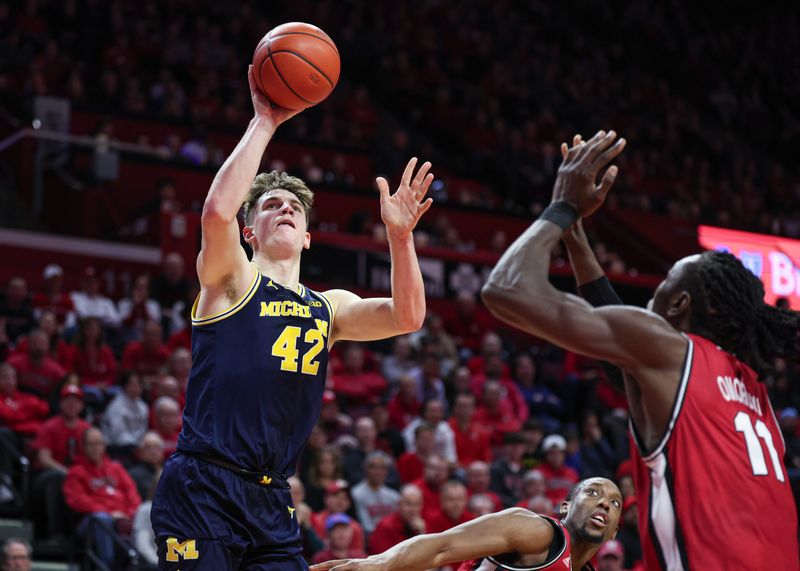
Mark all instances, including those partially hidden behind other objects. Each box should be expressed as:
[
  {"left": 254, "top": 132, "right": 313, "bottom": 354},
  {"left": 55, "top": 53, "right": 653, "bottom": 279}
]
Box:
[{"left": 252, "top": 22, "right": 340, "bottom": 111}]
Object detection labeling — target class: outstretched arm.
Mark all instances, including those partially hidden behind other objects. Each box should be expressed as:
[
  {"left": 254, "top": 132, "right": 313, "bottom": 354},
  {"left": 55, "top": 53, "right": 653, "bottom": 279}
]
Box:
[
  {"left": 481, "top": 131, "right": 685, "bottom": 374},
  {"left": 326, "top": 158, "right": 433, "bottom": 343},
  {"left": 310, "top": 509, "right": 553, "bottom": 571},
  {"left": 197, "top": 66, "right": 300, "bottom": 291}
]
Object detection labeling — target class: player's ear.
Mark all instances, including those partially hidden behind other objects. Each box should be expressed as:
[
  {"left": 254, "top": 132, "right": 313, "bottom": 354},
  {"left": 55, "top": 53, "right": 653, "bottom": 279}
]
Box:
[
  {"left": 667, "top": 290, "right": 691, "bottom": 319},
  {"left": 303, "top": 231, "right": 311, "bottom": 250},
  {"left": 243, "top": 224, "right": 256, "bottom": 246},
  {"left": 559, "top": 501, "right": 569, "bottom": 518}
]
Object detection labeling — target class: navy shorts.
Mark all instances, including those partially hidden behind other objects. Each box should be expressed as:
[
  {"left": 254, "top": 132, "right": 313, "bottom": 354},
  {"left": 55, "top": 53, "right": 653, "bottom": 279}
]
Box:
[{"left": 151, "top": 452, "right": 306, "bottom": 570}]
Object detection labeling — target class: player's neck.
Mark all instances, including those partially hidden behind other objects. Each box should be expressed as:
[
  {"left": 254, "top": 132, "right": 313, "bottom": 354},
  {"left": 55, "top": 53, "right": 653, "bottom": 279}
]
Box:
[
  {"left": 565, "top": 526, "right": 601, "bottom": 569},
  {"left": 252, "top": 252, "right": 301, "bottom": 290}
]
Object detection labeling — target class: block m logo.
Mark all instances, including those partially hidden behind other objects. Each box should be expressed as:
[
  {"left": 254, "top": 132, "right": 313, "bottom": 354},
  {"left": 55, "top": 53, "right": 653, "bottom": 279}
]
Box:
[{"left": 166, "top": 538, "right": 199, "bottom": 562}]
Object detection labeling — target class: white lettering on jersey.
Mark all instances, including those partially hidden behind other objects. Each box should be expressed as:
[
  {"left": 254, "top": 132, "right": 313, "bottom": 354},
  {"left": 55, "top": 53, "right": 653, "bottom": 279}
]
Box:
[{"left": 717, "top": 375, "right": 762, "bottom": 416}]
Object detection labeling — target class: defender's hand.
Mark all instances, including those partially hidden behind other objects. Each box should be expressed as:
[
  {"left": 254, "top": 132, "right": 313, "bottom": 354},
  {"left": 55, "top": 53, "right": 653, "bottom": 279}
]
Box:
[
  {"left": 247, "top": 65, "right": 302, "bottom": 130},
  {"left": 552, "top": 130, "right": 625, "bottom": 218},
  {"left": 377, "top": 157, "right": 434, "bottom": 239}
]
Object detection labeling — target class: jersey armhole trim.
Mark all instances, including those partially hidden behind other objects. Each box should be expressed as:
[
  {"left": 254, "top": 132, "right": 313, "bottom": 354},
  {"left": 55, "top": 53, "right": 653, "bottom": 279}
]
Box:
[
  {"left": 315, "top": 291, "right": 336, "bottom": 348},
  {"left": 485, "top": 516, "right": 566, "bottom": 571},
  {"left": 192, "top": 269, "right": 261, "bottom": 326},
  {"left": 631, "top": 335, "right": 694, "bottom": 461}
]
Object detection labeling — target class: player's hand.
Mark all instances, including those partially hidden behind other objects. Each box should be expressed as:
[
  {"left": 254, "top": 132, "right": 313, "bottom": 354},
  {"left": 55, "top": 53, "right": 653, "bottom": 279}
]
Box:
[
  {"left": 310, "top": 557, "right": 385, "bottom": 571},
  {"left": 562, "top": 218, "right": 589, "bottom": 249},
  {"left": 551, "top": 130, "right": 625, "bottom": 218},
  {"left": 377, "top": 157, "right": 434, "bottom": 239},
  {"left": 247, "top": 65, "right": 302, "bottom": 130}
]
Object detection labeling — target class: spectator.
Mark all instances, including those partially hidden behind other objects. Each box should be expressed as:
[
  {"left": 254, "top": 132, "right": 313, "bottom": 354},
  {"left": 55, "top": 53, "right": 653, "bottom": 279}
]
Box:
[
  {"left": 117, "top": 274, "right": 161, "bottom": 343},
  {"left": 402, "top": 399, "right": 456, "bottom": 464},
  {"left": 305, "top": 445, "right": 343, "bottom": 512},
  {"left": 14, "top": 311, "right": 72, "bottom": 369},
  {"left": 68, "top": 317, "right": 117, "bottom": 397},
  {"left": 0, "top": 362, "right": 49, "bottom": 436},
  {"left": 7, "top": 329, "right": 66, "bottom": 399},
  {"left": 288, "top": 476, "right": 324, "bottom": 561},
  {"left": 343, "top": 417, "right": 397, "bottom": 487},
  {"left": 471, "top": 354, "right": 528, "bottom": 426},
  {"left": 0, "top": 277, "right": 35, "bottom": 343},
  {"left": 30, "top": 384, "right": 90, "bottom": 540},
  {"left": 538, "top": 434, "right": 580, "bottom": 506},
  {"left": 466, "top": 331, "right": 510, "bottom": 379},
  {"left": 397, "top": 423, "right": 435, "bottom": 484},
  {"left": 368, "top": 484, "right": 426, "bottom": 554},
  {"left": 412, "top": 351, "right": 447, "bottom": 404},
  {"left": 70, "top": 267, "right": 120, "bottom": 329},
  {"left": 412, "top": 454, "right": 449, "bottom": 522},
  {"left": 615, "top": 460, "right": 636, "bottom": 500},
  {"left": 166, "top": 347, "right": 191, "bottom": 393},
  {"left": 467, "top": 493, "right": 496, "bottom": 516},
  {"left": 409, "top": 313, "right": 458, "bottom": 372},
  {"left": 101, "top": 371, "right": 149, "bottom": 458},
  {"left": 449, "top": 392, "right": 492, "bottom": 468},
  {"left": 151, "top": 396, "right": 180, "bottom": 459},
  {"left": 474, "top": 379, "right": 522, "bottom": 447},
  {"left": 596, "top": 539, "right": 626, "bottom": 571},
  {"left": 442, "top": 290, "right": 493, "bottom": 354},
  {"left": 351, "top": 451, "right": 401, "bottom": 534},
  {"left": 387, "top": 373, "right": 421, "bottom": 430},
  {"left": 149, "top": 252, "right": 189, "bottom": 336},
  {"left": 311, "top": 513, "right": 367, "bottom": 564},
  {"left": 466, "top": 461, "right": 504, "bottom": 513},
  {"left": 380, "top": 335, "right": 416, "bottom": 387},
  {"left": 578, "top": 411, "right": 617, "bottom": 479},
  {"left": 1, "top": 537, "right": 32, "bottom": 571},
  {"left": 132, "top": 470, "right": 161, "bottom": 571},
  {"left": 63, "top": 427, "right": 141, "bottom": 569},
  {"left": 310, "top": 480, "right": 365, "bottom": 553},
  {"left": 318, "top": 390, "right": 352, "bottom": 444},
  {"left": 520, "top": 419, "right": 546, "bottom": 471},
  {"left": 31, "top": 264, "right": 75, "bottom": 327},
  {"left": 515, "top": 469, "right": 548, "bottom": 507},
  {"left": 616, "top": 496, "right": 643, "bottom": 569},
  {"left": 121, "top": 320, "right": 170, "bottom": 386},
  {"left": 425, "top": 480, "right": 475, "bottom": 533},
  {"left": 514, "top": 353, "right": 563, "bottom": 424},
  {"left": 331, "top": 343, "right": 387, "bottom": 409},
  {"left": 150, "top": 375, "right": 185, "bottom": 414},
  {"left": 490, "top": 432, "right": 527, "bottom": 508}
]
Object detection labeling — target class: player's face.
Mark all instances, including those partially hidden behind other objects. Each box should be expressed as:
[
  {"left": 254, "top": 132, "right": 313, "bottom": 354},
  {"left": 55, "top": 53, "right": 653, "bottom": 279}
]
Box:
[
  {"left": 247, "top": 189, "right": 310, "bottom": 258},
  {"left": 648, "top": 254, "right": 699, "bottom": 321},
  {"left": 563, "top": 478, "right": 622, "bottom": 544}
]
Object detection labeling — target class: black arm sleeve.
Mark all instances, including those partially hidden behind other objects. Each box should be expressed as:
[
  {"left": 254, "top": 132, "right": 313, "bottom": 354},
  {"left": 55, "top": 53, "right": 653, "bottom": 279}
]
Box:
[{"left": 577, "top": 276, "right": 625, "bottom": 391}]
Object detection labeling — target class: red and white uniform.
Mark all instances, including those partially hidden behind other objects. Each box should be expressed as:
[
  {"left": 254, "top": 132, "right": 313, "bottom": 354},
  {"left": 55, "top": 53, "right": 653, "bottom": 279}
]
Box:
[
  {"left": 630, "top": 334, "right": 799, "bottom": 570},
  {"left": 457, "top": 516, "right": 594, "bottom": 571}
]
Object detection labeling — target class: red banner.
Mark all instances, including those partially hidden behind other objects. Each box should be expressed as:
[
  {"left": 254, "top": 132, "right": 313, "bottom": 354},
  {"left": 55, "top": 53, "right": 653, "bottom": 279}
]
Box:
[{"left": 698, "top": 225, "right": 800, "bottom": 309}]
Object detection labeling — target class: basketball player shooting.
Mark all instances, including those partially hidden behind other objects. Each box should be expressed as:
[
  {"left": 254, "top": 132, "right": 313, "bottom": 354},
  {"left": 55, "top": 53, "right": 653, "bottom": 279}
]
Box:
[
  {"left": 481, "top": 130, "right": 799, "bottom": 569},
  {"left": 311, "top": 478, "right": 621, "bottom": 571},
  {"left": 150, "top": 65, "right": 434, "bottom": 570}
]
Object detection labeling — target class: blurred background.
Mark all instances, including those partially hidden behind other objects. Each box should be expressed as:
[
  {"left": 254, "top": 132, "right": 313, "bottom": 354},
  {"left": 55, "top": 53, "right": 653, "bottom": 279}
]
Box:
[{"left": 0, "top": 0, "right": 799, "bottom": 569}]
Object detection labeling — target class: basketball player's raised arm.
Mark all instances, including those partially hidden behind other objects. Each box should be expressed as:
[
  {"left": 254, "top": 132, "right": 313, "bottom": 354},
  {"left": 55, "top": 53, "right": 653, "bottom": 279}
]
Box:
[
  {"left": 324, "top": 158, "right": 433, "bottom": 343},
  {"left": 310, "top": 508, "right": 553, "bottom": 571},
  {"left": 482, "top": 131, "right": 685, "bottom": 373},
  {"left": 197, "top": 66, "right": 300, "bottom": 290}
]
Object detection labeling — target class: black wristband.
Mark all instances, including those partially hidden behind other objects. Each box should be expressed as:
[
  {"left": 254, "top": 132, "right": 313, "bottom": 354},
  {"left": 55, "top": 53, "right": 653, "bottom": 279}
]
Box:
[
  {"left": 578, "top": 275, "right": 624, "bottom": 307},
  {"left": 540, "top": 201, "right": 579, "bottom": 231}
]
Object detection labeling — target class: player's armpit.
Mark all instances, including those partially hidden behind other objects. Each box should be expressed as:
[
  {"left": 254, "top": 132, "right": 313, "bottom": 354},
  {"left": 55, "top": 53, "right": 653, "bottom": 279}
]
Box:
[{"left": 482, "top": 285, "right": 686, "bottom": 373}]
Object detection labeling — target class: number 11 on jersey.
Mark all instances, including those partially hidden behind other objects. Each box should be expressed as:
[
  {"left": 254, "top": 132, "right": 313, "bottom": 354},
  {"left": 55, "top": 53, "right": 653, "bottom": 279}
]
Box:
[{"left": 734, "top": 411, "right": 785, "bottom": 482}]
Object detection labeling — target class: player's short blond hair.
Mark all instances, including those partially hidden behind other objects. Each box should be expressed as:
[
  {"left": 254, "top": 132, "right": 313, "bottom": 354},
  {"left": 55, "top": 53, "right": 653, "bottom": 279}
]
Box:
[{"left": 242, "top": 171, "right": 314, "bottom": 225}]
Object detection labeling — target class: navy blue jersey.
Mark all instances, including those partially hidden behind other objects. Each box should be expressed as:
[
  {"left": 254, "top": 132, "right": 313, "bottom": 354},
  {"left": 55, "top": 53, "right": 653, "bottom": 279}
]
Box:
[{"left": 177, "top": 268, "right": 333, "bottom": 475}]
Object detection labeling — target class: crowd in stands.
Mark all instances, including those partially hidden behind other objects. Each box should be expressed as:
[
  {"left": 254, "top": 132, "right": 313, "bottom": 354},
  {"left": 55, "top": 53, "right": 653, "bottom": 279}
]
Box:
[
  {"left": 4, "top": 0, "right": 800, "bottom": 240},
  {"left": 1, "top": 260, "right": 799, "bottom": 569}
]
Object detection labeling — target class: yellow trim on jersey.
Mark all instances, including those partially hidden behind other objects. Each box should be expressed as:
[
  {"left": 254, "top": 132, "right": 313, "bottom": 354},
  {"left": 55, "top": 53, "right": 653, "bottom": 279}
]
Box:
[
  {"left": 315, "top": 291, "right": 336, "bottom": 348},
  {"left": 192, "top": 270, "right": 261, "bottom": 326},
  {"left": 297, "top": 283, "right": 306, "bottom": 297}
]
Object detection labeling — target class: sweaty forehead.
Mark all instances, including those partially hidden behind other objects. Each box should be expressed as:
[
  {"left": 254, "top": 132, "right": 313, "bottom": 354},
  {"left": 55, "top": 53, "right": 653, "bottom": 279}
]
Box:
[{"left": 583, "top": 478, "right": 621, "bottom": 497}]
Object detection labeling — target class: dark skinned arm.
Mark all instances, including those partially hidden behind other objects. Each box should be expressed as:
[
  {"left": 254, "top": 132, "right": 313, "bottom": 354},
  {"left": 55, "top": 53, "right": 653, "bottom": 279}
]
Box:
[
  {"left": 309, "top": 509, "right": 554, "bottom": 571},
  {"left": 481, "top": 132, "right": 686, "bottom": 419}
]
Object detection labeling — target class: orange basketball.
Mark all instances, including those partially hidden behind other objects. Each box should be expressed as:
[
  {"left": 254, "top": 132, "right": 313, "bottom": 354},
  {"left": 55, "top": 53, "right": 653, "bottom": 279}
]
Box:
[{"left": 252, "top": 22, "right": 340, "bottom": 111}]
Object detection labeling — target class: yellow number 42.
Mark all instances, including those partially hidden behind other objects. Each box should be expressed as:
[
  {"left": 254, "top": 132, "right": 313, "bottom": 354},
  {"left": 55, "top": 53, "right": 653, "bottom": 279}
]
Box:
[{"left": 271, "top": 320, "right": 328, "bottom": 375}]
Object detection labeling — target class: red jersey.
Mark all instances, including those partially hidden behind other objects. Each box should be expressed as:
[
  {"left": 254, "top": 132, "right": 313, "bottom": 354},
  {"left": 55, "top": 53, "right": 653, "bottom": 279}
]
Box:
[
  {"left": 32, "top": 416, "right": 91, "bottom": 467},
  {"left": 457, "top": 516, "right": 594, "bottom": 571},
  {"left": 630, "top": 334, "right": 799, "bottom": 570}
]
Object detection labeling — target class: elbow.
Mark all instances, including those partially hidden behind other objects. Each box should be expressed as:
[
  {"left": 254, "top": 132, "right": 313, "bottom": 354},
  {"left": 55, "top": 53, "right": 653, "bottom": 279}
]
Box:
[
  {"left": 201, "top": 198, "right": 235, "bottom": 227},
  {"left": 395, "top": 311, "right": 425, "bottom": 335},
  {"left": 481, "top": 283, "right": 512, "bottom": 318}
]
